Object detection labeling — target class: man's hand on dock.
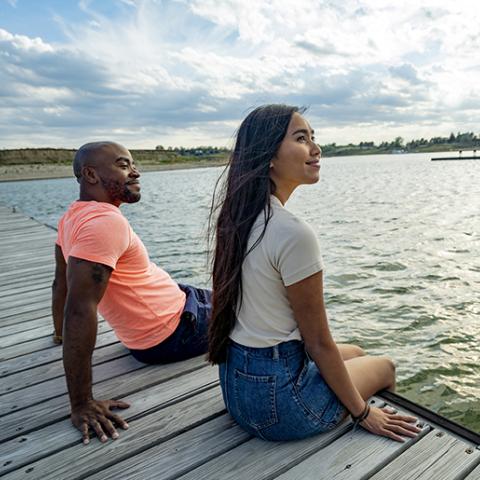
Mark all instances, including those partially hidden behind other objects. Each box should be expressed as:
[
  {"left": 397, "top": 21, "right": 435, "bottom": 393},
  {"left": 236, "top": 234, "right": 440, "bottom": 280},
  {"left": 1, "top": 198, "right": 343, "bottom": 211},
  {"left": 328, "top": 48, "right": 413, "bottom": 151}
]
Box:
[{"left": 71, "top": 398, "right": 131, "bottom": 445}]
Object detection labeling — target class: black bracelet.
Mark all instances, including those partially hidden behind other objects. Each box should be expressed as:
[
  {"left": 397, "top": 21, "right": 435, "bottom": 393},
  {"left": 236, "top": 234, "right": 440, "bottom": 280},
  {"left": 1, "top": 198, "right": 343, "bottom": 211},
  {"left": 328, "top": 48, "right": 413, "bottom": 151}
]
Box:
[{"left": 351, "top": 403, "right": 370, "bottom": 422}]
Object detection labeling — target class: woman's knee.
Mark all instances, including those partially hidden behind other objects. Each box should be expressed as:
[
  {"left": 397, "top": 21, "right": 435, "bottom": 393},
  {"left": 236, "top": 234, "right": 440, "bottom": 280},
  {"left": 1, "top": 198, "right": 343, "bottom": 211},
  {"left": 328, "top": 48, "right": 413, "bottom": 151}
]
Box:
[
  {"left": 338, "top": 343, "right": 366, "bottom": 360},
  {"left": 379, "top": 356, "right": 396, "bottom": 387},
  {"left": 352, "top": 345, "right": 367, "bottom": 358}
]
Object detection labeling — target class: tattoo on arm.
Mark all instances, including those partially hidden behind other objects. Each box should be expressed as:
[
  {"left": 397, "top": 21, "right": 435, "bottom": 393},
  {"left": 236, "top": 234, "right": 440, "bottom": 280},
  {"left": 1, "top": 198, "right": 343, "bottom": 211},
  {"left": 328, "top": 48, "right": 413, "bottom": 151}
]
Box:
[
  {"left": 91, "top": 263, "right": 107, "bottom": 284},
  {"left": 74, "top": 258, "right": 112, "bottom": 284}
]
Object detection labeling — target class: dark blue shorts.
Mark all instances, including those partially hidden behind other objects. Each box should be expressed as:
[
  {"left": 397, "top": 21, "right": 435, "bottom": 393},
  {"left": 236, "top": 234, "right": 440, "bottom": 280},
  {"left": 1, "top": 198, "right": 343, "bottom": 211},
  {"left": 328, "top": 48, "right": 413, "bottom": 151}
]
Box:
[{"left": 129, "top": 284, "right": 211, "bottom": 364}]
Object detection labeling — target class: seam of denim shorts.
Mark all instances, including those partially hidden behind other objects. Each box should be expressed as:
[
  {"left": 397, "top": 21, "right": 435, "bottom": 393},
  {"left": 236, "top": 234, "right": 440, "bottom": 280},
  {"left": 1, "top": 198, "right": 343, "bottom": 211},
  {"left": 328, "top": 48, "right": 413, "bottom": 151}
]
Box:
[
  {"left": 295, "top": 359, "right": 309, "bottom": 388},
  {"left": 222, "top": 353, "right": 231, "bottom": 412},
  {"left": 285, "top": 356, "right": 334, "bottom": 428},
  {"left": 233, "top": 369, "right": 278, "bottom": 431}
]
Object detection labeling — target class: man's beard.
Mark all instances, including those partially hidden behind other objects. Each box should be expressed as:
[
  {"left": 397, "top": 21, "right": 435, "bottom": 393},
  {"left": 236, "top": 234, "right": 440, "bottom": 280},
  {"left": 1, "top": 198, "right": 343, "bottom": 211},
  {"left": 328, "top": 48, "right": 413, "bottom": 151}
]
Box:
[{"left": 100, "top": 178, "right": 141, "bottom": 204}]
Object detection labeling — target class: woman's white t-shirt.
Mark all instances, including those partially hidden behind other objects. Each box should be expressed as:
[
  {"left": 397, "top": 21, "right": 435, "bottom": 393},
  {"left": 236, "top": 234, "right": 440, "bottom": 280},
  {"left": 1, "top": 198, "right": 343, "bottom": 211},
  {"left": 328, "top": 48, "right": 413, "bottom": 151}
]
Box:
[{"left": 230, "top": 195, "right": 324, "bottom": 347}]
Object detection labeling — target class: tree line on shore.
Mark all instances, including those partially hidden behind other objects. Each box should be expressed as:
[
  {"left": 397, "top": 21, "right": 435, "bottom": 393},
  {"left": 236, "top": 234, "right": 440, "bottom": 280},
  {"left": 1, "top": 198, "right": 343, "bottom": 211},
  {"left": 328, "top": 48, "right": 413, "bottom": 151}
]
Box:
[
  {"left": 1, "top": 131, "right": 479, "bottom": 165},
  {"left": 321, "top": 131, "right": 480, "bottom": 156}
]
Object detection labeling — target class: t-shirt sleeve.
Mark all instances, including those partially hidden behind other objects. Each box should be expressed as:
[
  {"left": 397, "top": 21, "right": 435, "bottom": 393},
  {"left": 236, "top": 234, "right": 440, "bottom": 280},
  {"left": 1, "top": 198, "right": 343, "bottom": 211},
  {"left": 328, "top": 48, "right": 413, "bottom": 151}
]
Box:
[
  {"left": 273, "top": 217, "right": 324, "bottom": 287},
  {"left": 69, "top": 213, "right": 130, "bottom": 269}
]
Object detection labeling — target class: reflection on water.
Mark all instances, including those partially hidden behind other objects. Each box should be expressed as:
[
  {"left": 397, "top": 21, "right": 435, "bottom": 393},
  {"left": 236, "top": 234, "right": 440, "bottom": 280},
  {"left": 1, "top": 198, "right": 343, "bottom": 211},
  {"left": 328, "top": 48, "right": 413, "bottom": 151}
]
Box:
[{"left": 1, "top": 153, "right": 479, "bottom": 432}]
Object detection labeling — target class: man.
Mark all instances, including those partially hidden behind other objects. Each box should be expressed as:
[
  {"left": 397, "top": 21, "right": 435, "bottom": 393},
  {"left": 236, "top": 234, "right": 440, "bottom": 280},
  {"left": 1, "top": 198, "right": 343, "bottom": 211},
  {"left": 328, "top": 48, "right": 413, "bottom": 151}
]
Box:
[{"left": 52, "top": 141, "right": 211, "bottom": 445}]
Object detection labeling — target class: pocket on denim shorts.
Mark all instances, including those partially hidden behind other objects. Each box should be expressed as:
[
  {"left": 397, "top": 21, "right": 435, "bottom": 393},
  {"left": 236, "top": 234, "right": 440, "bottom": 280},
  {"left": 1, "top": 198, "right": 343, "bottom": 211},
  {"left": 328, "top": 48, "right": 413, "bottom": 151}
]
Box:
[{"left": 233, "top": 369, "right": 278, "bottom": 430}]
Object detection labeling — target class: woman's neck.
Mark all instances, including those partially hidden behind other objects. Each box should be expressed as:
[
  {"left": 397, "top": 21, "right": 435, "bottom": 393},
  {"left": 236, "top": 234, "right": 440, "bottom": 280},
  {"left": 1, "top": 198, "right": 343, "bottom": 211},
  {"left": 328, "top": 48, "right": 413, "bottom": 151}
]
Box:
[{"left": 272, "top": 183, "right": 296, "bottom": 205}]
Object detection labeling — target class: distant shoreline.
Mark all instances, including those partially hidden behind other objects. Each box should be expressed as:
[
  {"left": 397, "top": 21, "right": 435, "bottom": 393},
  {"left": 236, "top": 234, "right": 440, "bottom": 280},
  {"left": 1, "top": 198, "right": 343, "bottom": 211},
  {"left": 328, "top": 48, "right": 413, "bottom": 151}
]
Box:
[
  {"left": 0, "top": 160, "right": 227, "bottom": 182},
  {"left": 1, "top": 148, "right": 477, "bottom": 182}
]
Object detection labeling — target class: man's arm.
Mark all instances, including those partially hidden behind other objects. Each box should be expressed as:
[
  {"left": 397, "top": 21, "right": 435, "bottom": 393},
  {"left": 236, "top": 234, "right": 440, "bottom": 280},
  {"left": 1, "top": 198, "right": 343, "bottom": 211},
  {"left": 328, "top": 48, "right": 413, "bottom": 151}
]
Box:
[
  {"left": 64, "top": 256, "right": 130, "bottom": 444},
  {"left": 52, "top": 244, "right": 67, "bottom": 344}
]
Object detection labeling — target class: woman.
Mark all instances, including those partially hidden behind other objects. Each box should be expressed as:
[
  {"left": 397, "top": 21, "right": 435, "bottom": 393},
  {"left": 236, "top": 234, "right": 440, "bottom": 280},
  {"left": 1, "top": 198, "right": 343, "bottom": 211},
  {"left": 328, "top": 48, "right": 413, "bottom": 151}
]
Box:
[{"left": 208, "top": 104, "right": 421, "bottom": 442}]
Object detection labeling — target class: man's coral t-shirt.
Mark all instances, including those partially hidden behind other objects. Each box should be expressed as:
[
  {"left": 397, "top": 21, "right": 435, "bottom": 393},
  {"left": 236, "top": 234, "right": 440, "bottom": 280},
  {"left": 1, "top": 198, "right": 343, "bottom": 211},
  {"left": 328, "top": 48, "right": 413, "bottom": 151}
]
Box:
[{"left": 56, "top": 201, "right": 185, "bottom": 349}]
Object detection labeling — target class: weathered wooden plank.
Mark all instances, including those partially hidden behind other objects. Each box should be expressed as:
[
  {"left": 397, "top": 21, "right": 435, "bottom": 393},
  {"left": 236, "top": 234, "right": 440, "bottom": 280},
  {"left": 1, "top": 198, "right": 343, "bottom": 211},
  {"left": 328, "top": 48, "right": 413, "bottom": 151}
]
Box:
[
  {"left": 0, "top": 234, "right": 56, "bottom": 246},
  {"left": 87, "top": 415, "right": 249, "bottom": 480},
  {"left": 0, "top": 272, "right": 53, "bottom": 290},
  {"left": 172, "top": 423, "right": 353, "bottom": 480},
  {"left": 0, "top": 311, "right": 51, "bottom": 336},
  {"left": 2, "top": 378, "right": 222, "bottom": 480},
  {"left": 1, "top": 342, "right": 129, "bottom": 395},
  {"left": 0, "top": 282, "right": 52, "bottom": 301},
  {"left": 0, "top": 283, "right": 50, "bottom": 299},
  {"left": 0, "top": 216, "right": 40, "bottom": 223},
  {"left": 0, "top": 308, "right": 51, "bottom": 328},
  {"left": 274, "top": 423, "right": 431, "bottom": 479},
  {"left": 0, "top": 218, "right": 53, "bottom": 229},
  {"left": 0, "top": 355, "right": 207, "bottom": 442},
  {"left": 464, "top": 463, "right": 480, "bottom": 479},
  {"left": 0, "top": 264, "right": 54, "bottom": 283},
  {"left": 0, "top": 235, "right": 52, "bottom": 247},
  {"left": 0, "top": 211, "right": 45, "bottom": 221},
  {"left": 0, "top": 246, "right": 52, "bottom": 258},
  {"left": 0, "top": 232, "right": 55, "bottom": 244},
  {"left": 0, "top": 255, "right": 53, "bottom": 272},
  {"left": 0, "top": 260, "right": 53, "bottom": 277},
  {"left": 0, "top": 214, "right": 40, "bottom": 222},
  {"left": 0, "top": 289, "right": 50, "bottom": 311},
  {"left": 0, "top": 217, "right": 49, "bottom": 225},
  {"left": 0, "top": 286, "right": 50, "bottom": 306},
  {"left": 0, "top": 260, "right": 53, "bottom": 275},
  {"left": 0, "top": 299, "right": 51, "bottom": 323},
  {"left": 0, "top": 230, "right": 52, "bottom": 241},
  {"left": 0, "top": 321, "right": 112, "bottom": 360},
  {"left": 369, "top": 431, "right": 480, "bottom": 480},
  {"left": 0, "top": 273, "right": 54, "bottom": 289},
  {"left": 0, "top": 366, "right": 219, "bottom": 476},
  {"left": 0, "top": 320, "right": 60, "bottom": 347},
  {"left": 0, "top": 241, "right": 53, "bottom": 255},
  {"left": 0, "top": 329, "right": 118, "bottom": 376},
  {"left": 0, "top": 354, "right": 147, "bottom": 416},
  {"left": 0, "top": 316, "right": 51, "bottom": 338},
  {"left": 0, "top": 223, "right": 49, "bottom": 233}
]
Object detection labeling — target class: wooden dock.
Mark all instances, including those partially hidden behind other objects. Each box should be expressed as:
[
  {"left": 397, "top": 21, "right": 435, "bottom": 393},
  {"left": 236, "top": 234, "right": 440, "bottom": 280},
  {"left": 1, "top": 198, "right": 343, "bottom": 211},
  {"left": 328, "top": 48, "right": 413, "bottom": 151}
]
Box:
[
  {"left": 1, "top": 203, "right": 480, "bottom": 479},
  {"left": 431, "top": 156, "right": 478, "bottom": 161}
]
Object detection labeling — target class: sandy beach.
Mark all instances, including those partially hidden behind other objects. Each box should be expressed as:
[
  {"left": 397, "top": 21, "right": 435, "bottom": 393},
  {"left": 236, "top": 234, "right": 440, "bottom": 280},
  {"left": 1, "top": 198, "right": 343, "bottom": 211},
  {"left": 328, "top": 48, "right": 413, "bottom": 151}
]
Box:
[{"left": 0, "top": 160, "right": 226, "bottom": 182}]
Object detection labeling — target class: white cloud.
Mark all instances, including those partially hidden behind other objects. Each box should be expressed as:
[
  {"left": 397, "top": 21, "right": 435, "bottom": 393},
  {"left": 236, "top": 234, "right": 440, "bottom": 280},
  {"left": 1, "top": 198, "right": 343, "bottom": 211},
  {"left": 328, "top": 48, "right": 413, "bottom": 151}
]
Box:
[
  {"left": 0, "top": 0, "right": 479, "bottom": 147},
  {"left": 0, "top": 28, "right": 53, "bottom": 53}
]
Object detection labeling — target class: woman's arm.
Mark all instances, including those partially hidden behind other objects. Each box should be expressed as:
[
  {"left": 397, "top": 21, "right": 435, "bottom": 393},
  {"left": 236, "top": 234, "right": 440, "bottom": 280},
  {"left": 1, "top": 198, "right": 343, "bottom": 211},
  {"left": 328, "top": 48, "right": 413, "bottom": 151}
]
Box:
[
  {"left": 286, "top": 270, "right": 420, "bottom": 441},
  {"left": 286, "top": 270, "right": 366, "bottom": 416}
]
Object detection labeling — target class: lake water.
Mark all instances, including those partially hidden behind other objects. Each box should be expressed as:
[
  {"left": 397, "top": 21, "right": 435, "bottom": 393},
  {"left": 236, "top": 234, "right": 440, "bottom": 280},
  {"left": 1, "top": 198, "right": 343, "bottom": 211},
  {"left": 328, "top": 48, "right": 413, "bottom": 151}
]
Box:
[{"left": 1, "top": 152, "right": 479, "bottom": 433}]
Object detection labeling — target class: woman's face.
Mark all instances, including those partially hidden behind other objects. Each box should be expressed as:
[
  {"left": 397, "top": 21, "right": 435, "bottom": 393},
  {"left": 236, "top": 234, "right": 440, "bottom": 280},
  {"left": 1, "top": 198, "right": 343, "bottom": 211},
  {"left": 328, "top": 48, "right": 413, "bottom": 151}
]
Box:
[{"left": 270, "top": 113, "right": 321, "bottom": 195}]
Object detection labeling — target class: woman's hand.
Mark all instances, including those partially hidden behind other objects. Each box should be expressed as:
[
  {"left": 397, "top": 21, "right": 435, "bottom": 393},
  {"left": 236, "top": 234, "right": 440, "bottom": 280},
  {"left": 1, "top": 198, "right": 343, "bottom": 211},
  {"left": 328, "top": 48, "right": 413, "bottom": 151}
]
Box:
[{"left": 360, "top": 406, "right": 422, "bottom": 442}]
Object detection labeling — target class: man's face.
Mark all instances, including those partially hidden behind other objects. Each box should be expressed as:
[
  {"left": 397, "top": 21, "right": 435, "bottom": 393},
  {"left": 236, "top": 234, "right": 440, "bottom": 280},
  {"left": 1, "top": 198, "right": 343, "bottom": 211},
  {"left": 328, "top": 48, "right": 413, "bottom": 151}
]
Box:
[{"left": 94, "top": 144, "right": 141, "bottom": 206}]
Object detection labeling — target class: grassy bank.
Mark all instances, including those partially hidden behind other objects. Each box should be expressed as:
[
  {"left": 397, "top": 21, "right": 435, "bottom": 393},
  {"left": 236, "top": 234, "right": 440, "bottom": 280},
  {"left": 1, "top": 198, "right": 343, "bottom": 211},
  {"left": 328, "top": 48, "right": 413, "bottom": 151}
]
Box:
[
  {"left": 0, "top": 148, "right": 228, "bottom": 182},
  {"left": 1, "top": 143, "right": 477, "bottom": 182}
]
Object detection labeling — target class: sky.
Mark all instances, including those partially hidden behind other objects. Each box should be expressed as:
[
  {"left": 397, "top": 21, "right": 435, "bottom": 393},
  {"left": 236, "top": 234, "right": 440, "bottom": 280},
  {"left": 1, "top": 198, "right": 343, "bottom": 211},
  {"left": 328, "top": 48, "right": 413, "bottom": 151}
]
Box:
[{"left": 0, "top": 0, "right": 479, "bottom": 148}]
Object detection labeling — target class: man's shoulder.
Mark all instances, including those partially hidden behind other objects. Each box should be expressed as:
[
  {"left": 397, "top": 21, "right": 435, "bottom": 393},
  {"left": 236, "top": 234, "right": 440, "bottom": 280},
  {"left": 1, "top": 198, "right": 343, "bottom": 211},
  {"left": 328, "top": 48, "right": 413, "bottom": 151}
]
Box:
[{"left": 62, "top": 202, "right": 130, "bottom": 232}]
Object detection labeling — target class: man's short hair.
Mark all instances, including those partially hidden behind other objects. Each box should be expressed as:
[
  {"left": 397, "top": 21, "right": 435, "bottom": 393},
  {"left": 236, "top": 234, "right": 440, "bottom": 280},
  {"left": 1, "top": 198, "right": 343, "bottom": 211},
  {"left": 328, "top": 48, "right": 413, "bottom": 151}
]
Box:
[{"left": 73, "top": 141, "right": 116, "bottom": 180}]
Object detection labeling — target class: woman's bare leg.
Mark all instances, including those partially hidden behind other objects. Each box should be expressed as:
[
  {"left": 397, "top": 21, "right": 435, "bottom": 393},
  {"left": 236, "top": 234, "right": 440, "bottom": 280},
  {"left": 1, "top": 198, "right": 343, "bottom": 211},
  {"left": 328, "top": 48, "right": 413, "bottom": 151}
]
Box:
[
  {"left": 345, "top": 355, "right": 396, "bottom": 400},
  {"left": 337, "top": 343, "right": 366, "bottom": 361}
]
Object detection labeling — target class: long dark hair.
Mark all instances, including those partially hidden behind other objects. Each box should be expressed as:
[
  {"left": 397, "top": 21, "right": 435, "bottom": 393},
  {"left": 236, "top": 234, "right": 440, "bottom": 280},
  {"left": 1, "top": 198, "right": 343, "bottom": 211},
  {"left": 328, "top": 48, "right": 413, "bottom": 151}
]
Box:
[{"left": 208, "top": 104, "right": 303, "bottom": 364}]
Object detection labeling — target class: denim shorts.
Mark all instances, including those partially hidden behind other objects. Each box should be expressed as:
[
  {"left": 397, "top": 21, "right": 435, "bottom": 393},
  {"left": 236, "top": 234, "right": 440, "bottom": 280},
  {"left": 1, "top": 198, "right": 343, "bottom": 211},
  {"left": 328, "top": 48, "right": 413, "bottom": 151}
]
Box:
[
  {"left": 129, "top": 284, "right": 211, "bottom": 364},
  {"left": 219, "top": 340, "right": 346, "bottom": 441}
]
